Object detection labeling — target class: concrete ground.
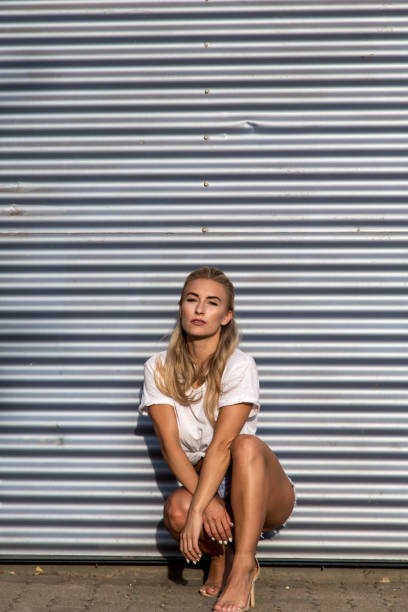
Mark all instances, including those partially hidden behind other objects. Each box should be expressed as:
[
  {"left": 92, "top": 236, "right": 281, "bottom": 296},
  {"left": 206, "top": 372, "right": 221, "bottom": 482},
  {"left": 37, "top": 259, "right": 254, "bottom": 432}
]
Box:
[{"left": 0, "top": 563, "right": 407, "bottom": 612}]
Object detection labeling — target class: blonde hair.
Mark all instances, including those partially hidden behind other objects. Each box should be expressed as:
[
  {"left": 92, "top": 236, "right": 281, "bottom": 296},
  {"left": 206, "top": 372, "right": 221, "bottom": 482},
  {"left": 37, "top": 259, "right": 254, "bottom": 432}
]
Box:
[{"left": 154, "top": 267, "right": 239, "bottom": 427}]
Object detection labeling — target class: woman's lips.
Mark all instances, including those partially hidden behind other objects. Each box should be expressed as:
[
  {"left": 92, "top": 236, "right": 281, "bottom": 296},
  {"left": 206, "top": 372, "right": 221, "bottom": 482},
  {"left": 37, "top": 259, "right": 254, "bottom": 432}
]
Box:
[{"left": 191, "top": 319, "right": 206, "bottom": 326}]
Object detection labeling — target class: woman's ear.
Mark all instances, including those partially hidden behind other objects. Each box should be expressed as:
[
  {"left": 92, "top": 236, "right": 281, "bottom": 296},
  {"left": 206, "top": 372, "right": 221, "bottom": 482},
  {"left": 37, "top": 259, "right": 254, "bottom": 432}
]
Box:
[{"left": 221, "top": 310, "right": 233, "bottom": 326}]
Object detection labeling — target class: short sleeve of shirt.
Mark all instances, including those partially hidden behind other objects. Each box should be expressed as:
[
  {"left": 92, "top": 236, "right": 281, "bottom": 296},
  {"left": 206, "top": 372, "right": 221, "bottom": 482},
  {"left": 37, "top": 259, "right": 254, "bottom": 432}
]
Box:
[
  {"left": 218, "top": 352, "right": 260, "bottom": 418},
  {"left": 139, "top": 355, "right": 174, "bottom": 415}
]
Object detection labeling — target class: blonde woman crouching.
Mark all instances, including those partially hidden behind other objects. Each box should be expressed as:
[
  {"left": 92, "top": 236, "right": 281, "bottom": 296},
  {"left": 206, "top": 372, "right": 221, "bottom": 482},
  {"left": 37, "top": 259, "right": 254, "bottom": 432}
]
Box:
[{"left": 139, "top": 267, "right": 296, "bottom": 611}]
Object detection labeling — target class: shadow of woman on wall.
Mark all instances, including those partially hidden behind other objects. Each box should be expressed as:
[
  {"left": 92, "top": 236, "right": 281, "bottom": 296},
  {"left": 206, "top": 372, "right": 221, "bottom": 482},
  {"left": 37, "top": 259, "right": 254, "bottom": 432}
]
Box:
[{"left": 134, "top": 393, "right": 190, "bottom": 585}]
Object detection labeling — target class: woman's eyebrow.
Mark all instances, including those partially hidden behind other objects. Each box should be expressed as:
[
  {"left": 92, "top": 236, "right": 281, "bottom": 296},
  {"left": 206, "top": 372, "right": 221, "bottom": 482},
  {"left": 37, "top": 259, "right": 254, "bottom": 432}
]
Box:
[{"left": 186, "top": 291, "right": 222, "bottom": 301}]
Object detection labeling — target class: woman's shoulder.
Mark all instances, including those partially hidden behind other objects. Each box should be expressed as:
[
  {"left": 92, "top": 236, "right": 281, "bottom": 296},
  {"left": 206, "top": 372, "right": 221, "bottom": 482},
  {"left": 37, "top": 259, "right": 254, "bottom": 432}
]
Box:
[
  {"left": 220, "top": 348, "right": 259, "bottom": 400},
  {"left": 223, "top": 348, "right": 257, "bottom": 376},
  {"left": 144, "top": 350, "right": 167, "bottom": 370}
]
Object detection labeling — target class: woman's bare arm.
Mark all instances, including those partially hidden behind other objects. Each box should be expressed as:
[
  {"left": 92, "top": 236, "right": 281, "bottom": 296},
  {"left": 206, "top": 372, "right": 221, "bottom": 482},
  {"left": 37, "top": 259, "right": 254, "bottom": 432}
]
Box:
[
  {"left": 149, "top": 402, "right": 235, "bottom": 554},
  {"left": 148, "top": 403, "right": 199, "bottom": 495},
  {"left": 189, "top": 402, "right": 254, "bottom": 514}
]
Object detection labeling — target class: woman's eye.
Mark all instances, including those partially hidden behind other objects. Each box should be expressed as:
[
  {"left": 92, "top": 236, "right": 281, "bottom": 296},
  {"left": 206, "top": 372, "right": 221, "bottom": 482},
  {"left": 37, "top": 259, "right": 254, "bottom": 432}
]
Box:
[
  {"left": 186, "top": 298, "right": 196, "bottom": 302},
  {"left": 209, "top": 301, "right": 218, "bottom": 306}
]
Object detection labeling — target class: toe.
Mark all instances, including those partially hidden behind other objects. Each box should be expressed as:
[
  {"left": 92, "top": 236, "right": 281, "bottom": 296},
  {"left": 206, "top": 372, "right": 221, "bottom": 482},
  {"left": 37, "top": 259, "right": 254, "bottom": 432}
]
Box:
[{"left": 201, "top": 583, "right": 220, "bottom": 596}]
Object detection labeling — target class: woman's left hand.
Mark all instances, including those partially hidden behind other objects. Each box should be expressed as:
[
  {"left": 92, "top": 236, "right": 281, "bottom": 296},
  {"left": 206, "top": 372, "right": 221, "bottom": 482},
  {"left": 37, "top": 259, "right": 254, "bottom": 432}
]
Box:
[{"left": 179, "top": 508, "right": 203, "bottom": 564}]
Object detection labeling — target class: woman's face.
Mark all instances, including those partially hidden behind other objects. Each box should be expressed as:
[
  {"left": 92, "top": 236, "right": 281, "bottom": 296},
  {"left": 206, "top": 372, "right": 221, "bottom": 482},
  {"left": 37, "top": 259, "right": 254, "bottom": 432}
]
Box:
[{"left": 179, "top": 278, "right": 233, "bottom": 340}]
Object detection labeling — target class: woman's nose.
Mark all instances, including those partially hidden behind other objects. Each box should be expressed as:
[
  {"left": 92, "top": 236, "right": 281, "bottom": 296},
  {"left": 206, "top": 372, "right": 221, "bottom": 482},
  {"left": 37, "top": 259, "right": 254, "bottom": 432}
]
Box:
[{"left": 195, "top": 301, "right": 205, "bottom": 314}]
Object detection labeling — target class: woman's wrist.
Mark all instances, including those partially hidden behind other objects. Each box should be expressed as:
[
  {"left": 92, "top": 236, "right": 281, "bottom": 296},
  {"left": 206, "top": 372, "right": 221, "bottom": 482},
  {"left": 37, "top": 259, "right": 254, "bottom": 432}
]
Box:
[
  {"left": 191, "top": 492, "right": 220, "bottom": 514},
  {"left": 190, "top": 503, "right": 205, "bottom": 515}
]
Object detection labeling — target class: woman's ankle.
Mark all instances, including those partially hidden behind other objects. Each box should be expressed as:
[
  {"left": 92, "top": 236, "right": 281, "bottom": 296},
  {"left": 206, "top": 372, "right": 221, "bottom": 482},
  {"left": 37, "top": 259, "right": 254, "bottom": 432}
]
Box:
[
  {"left": 232, "top": 550, "right": 256, "bottom": 560},
  {"left": 229, "top": 551, "right": 256, "bottom": 571}
]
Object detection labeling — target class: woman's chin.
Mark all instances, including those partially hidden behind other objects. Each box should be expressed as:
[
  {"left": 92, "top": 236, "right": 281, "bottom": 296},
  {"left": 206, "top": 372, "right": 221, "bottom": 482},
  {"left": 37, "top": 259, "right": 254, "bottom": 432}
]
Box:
[{"left": 185, "top": 327, "right": 217, "bottom": 340}]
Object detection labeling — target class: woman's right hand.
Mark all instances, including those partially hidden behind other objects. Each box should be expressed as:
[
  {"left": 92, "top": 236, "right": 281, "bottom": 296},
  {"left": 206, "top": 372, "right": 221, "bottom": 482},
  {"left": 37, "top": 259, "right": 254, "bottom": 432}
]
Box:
[{"left": 202, "top": 495, "right": 234, "bottom": 545}]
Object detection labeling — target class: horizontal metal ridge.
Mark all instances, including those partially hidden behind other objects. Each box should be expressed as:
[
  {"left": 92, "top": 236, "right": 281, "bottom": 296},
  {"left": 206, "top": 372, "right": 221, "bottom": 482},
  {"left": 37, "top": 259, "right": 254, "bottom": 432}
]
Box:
[
  {"left": 1, "top": 1, "right": 408, "bottom": 563},
  {"left": 1, "top": 1, "right": 408, "bottom": 16}
]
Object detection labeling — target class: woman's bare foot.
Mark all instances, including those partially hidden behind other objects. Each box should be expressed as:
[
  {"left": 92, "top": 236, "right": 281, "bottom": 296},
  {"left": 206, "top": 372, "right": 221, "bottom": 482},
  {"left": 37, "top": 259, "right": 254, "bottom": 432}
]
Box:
[
  {"left": 199, "top": 551, "right": 226, "bottom": 597},
  {"left": 213, "top": 552, "right": 258, "bottom": 611}
]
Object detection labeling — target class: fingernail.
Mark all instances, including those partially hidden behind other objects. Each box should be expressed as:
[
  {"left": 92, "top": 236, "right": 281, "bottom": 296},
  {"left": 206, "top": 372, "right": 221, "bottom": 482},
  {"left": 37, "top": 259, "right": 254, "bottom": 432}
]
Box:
[
  {"left": 211, "top": 537, "right": 215, "bottom": 541},
  {"left": 229, "top": 538, "right": 233, "bottom": 542},
  {"left": 193, "top": 561, "right": 196, "bottom": 565},
  {"left": 218, "top": 540, "right": 222, "bottom": 544},
  {"left": 186, "top": 559, "right": 190, "bottom": 564},
  {"left": 223, "top": 540, "right": 228, "bottom": 545}
]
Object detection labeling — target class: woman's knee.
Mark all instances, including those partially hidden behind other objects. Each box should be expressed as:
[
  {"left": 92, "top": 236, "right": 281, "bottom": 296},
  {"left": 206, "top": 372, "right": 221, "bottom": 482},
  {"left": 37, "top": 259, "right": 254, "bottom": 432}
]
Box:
[
  {"left": 230, "top": 434, "right": 267, "bottom": 462},
  {"left": 163, "top": 489, "right": 191, "bottom": 533}
]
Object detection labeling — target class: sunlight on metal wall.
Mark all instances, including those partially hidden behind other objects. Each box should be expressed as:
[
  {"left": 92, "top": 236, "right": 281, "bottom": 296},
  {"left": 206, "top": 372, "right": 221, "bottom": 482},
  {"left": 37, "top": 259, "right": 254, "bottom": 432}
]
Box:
[{"left": 1, "top": 1, "right": 408, "bottom": 562}]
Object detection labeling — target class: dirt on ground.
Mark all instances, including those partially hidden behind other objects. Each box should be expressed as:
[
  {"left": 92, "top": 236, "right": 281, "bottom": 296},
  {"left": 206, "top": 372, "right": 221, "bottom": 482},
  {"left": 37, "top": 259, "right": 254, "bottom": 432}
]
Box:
[{"left": 0, "top": 563, "right": 407, "bottom": 612}]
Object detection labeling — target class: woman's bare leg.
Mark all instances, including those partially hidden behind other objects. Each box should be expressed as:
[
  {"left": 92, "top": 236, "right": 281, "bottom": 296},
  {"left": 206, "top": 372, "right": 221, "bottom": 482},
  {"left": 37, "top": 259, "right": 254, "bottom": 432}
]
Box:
[
  {"left": 214, "top": 434, "right": 295, "bottom": 611},
  {"left": 164, "top": 487, "right": 227, "bottom": 595}
]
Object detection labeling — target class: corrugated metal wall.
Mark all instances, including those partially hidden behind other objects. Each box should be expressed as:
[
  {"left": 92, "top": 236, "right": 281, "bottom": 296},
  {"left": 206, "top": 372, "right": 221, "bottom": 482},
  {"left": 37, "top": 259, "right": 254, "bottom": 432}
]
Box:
[{"left": 1, "top": 1, "right": 408, "bottom": 562}]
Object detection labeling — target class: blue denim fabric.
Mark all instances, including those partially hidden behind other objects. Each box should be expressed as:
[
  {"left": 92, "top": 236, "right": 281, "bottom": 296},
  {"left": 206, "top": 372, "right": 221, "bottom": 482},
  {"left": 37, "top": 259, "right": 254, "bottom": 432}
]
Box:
[{"left": 217, "top": 464, "right": 232, "bottom": 498}]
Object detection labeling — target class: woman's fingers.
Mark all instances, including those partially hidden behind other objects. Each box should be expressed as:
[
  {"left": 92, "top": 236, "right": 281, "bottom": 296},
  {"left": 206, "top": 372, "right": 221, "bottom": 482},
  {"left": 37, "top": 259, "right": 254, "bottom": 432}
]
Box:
[
  {"left": 204, "top": 519, "right": 217, "bottom": 542},
  {"left": 207, "top": 517, "right": 224, "bottom": 544},
  {"left": 211, "top": 515, "right": 231, "bottom": 544},
  {"left": 203, "top": 501, "right": 234, "bottom": 544},
  {"left": 180, "top": 510, "right": 204, "bottom": 563},
  {"left": 226, "top": 509, "right": 234, "bottom": 528},
  {"left": 204, "top": 514, "right": 222, "bottom": 543},
  {"left": 180, "top": 532, "right": 202, "bottom": 564},
  {"left": 181, "top": 538, "right": 199, "bottom": 562},
  {"left": 185, "top": 546, "right": 201, "bottom": 564},
  {"left": 220, "top": 515, "right": 233, "bottom": 542}
]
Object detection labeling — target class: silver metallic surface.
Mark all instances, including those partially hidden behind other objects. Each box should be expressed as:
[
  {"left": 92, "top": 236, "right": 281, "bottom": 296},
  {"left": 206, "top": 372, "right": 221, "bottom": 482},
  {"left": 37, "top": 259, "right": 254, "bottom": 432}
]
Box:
[{"left": 1, "top": 2, "right": 408, "bottom": 562}]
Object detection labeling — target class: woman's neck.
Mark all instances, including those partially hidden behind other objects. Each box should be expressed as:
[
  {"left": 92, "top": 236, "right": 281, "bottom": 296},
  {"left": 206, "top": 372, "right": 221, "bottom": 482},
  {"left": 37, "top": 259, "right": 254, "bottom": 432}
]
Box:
[{"left": 186, "top": 333, "right": 220, "bottom": 369}]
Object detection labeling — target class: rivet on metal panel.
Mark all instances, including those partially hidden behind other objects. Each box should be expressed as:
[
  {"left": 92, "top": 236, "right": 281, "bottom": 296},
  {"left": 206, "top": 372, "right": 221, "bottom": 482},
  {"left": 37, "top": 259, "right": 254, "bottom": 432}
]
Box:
[
  {"left": 202, "top": 227, "right": 209, "bottom": 233},
  {"left": 203, "top": 135, "right": 209, "bottom": 141},
  {"left": 204, "top": 42, "right": 209, "bottom": 48},
  {"left": 203, "top": 181, "right": 209, "bottom": 187},
  {"left": 7, "top": 205, "right": 24, "bottom": 216},
  {"left": 205, "top": 89, "right": 210, "bottom": 95}
]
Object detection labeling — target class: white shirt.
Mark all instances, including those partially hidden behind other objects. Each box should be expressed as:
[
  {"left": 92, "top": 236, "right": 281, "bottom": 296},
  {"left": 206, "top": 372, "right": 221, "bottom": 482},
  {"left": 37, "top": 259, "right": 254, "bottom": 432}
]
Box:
[{"left": 139, "top": 348, "right": 260, "bottom": 465}]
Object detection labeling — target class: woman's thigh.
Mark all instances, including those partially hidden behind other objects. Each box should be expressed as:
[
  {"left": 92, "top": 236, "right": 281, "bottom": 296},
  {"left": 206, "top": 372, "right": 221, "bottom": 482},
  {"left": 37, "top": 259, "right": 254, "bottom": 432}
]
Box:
[
  {"left": 229, "top": 434, "right": 295, "bottom": 531},
  {"left": 263, "top": 445, "right": 296, "bottom": 530}
]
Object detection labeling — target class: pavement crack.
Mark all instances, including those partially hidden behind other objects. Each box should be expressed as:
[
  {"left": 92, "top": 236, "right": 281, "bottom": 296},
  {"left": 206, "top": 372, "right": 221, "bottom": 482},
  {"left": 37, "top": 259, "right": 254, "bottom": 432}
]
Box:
[
  {"left": 82, "top": 579, "right": 99, "bottom": 612},
  {"left": 5, "top": 586, "right": 25, "bottom": 612}
]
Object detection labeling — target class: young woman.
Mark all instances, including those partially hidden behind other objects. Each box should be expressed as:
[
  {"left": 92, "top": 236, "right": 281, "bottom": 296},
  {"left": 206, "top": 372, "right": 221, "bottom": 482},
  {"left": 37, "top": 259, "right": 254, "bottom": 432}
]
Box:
[{"left": 139, "top": 267, "right": 296, "bottom": 611}]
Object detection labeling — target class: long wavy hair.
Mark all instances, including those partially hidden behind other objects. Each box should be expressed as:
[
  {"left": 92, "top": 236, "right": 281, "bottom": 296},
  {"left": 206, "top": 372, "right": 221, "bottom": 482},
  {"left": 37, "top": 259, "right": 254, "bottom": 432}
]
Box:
[{"left": 154, "top": 267, "right": 239, "bottom": 427}]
